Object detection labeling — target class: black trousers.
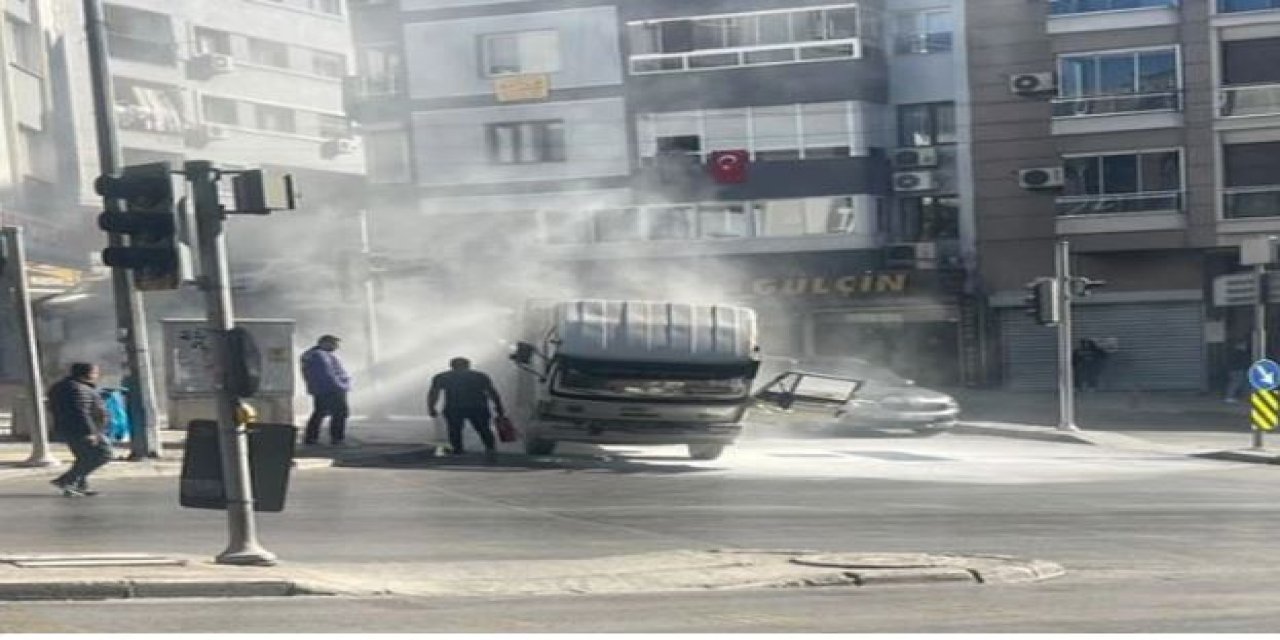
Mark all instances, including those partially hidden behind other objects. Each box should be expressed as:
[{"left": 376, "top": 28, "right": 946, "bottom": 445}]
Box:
[
  {"left": 305, "top": 392, "right": 349, "bottom": 443},
  {"left": 443, "top": 407, "right": 495, "bottom": 453},
  {"left": 54, "top": 436, "right": 112, "bottom": 488}
]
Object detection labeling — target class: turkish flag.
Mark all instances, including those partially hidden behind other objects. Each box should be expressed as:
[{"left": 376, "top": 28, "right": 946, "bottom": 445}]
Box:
[{"left": 709, "top": 150, "right": 749, "bottom": 184}]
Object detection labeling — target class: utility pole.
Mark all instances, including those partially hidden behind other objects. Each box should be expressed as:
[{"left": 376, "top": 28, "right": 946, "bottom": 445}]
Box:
[
  {"left": 358, "top": 210, "right": 384, "bottom": 419},
  {"left": 188, "top": 161, "right": 275, "bottom": 566},
  {"left": 82, "top": 0, "right": 161, "bottom": 459},
  {"left": 1055, "top": 240, "right": 1078, "bottom": 432},
  {"left": 0, "top": 227, "right": 59, "bottom": 467}
]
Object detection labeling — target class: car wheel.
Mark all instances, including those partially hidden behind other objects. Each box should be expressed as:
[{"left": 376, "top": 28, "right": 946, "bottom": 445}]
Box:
[
  {"left": 525, "top": 437, "right": 556, "bottom": 455},
  {"left": 688, "top": 444, "right": 725, "bottom": 460}
]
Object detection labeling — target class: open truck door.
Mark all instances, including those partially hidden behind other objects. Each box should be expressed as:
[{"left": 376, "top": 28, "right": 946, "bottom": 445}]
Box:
[{"left": 752, "top": 371, "right": 863, "bottom": 429}]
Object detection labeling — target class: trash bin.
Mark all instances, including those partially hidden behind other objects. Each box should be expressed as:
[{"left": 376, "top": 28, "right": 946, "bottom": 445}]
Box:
[{"left": 179, "top": 420, "right": 298, "bottom": 512}]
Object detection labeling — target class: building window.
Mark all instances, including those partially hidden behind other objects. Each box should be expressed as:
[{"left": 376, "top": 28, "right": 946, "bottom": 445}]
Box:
[
  {"left": 640, "top": 101, "right": 870, "bottom": 162},
  {"left": 201, "top": 96, "right": 239, "bottom": 125},
  {"left": 311, "top": 50, "right": 345, "bottom": 78},
  {"left": 647, "top": 205, "right": 696, "bottom": 240},
  {"left": 894, "top": 10, "right": 952, "bottom": 55},
  {"left": 192, "top": 27, "right": 232, "bottom": 55},
  {"left": 254, "top": 104, "right": 295, "bottom": 133},
  {"left": 755, "top": 197, "right": 860, "bottom": 237},
  {"left": 486, "top": 120, "right": 566, "bottom": 164},
  {"left": 627, "top": 5, "right": 862, "bottom": 74},
  {"left": 891, "top": 196, "right": 959, "bottom": 242},
  {"left": 248, "top": 37, "right": 290, "bottom": 68},
  {"left": 1059, "top": 149, "right": 1182, "bottom": 216},
  {"left": 5, "top": 18, "right": 40, "bottom": 70},
  {"left": 481, "top": 30, "right": 560, "bottom": 76},
  {"left": 1050, "top": 0, "right": 1177, "bottom": 15},
  {"left": 1223, "top": 141, "right": 1280, "bottom": 218},
  {"left": 317, "top": 114, "right": 349, "bottom": 138},
  {"left": 115, "top": 79, "right": 185, "bottom": 133},
  {"left": 357, "top": 46, "right": 402, "bottom": 95},
  {"left": 897, "top": 102, "right": 955, "bottom": 148},
  {"left": 313, "top": 0, "right": 341, "bottom": 14},
  {"left": 104, "top": 4, "right": 176, "bottom": 66},
  {"left": 1056, "top": 47, "right": 1180, "bottom": 117}
]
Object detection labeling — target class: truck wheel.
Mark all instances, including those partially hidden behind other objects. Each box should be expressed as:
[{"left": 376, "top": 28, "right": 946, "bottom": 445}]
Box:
[
  {"left": 688, "top": 444, "right": 725, "bottom": 460},
  {"left": 525, "top": 437, "right": 556, "bottom": 456}
]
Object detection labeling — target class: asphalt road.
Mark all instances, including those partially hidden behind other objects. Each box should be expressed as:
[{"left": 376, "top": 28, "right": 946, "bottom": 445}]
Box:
[{"left": 1, "top": 431, "right": 1277, "bottom": 632}]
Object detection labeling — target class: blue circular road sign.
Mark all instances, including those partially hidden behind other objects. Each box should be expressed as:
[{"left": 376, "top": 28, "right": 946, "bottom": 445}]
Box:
[{"left": 1249, "top": 359, "right": 1280, "bottom": 391}]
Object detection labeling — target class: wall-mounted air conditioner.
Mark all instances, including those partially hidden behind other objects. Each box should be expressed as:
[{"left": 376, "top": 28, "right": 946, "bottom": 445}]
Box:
[
  {"left": 1009, "top": 72, "right": 1055, "bottom": 95},
  {"left": 322, "top": 137, "right": 360, "bottom": 158},
  {"left": 893, "top": 170, "right": 937, "bottom": 192},
  {"left": 1018, "top": 167, "right": 1065, "bottom": 190},
  {"left": 193, "top": 53, "right": 235, "bottom": 75},
  {"left": 892, "top": 147, "right": 939, "bottom": 169}
]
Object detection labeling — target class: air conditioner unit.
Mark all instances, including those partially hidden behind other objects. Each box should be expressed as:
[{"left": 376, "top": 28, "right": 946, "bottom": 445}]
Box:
[
  {"left": 892, "top": 147, "right": 939, "bottom": 169},
  {"left": 893, "top": 170, "right": 937, "bottom": 192},
  {"left": 1018, "top": 167, "right": 1065, "bottom": 190},
  {"left": 185, "top": 123, "right": 230, "bottom": 147},
  {"left": 1009, "top": 72, "right": 1055, "bottom": 95},
  {"left": 322, "top": 137, "right": 360, "bottom": 158},
  {"left": 194, "top": 53, "right": 235, "bottom": 74}
]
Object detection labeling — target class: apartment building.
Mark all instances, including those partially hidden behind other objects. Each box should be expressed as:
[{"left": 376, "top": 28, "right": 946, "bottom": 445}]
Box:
[
  {"left": 349, "top": 0, "right": 979, "bottom": 387},
  {"left": 971, "top": 0, "right": 1280, "bottom": 391}
]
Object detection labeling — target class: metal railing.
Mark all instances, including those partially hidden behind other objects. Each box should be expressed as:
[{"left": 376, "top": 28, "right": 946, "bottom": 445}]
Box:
[
  {"left": 1224, "top": 185, "right": 1280, "bottom": 218},
  {"left": 893, "top": 32, "right": 953, "bottom": 55},
  {"left": 1051, "top": 91, "right": 1181, "bottom": 117},
  {"left": 629, "top": 38, "right": 862, "bottom": 74},
  {"left": 1219, "top": 0, "right": 1280, "bottom": 13},
  {"left": 1055, "top": 191, "right": 1183, "bottom": 216},
  {"left": 1049, "top": 0, "right": 1177, "bottom": 15},
  {"left": 1218, "top": 83, "right": 1280, "bottom": 117}
]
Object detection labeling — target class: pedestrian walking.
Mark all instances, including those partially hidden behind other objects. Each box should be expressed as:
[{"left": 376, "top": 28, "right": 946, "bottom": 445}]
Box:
[
  {"left": 48, "top": 363, "right": 112, "bottom": 497},
  {"left": 1223, "top": 340, "right": 1252, "bottom": 403},
  {"left": 1072, "top": 339, "right": 1108, "bottom": 391},
  {"left": 300, "top": 334, "right": 352, "bottom": 446},
  {"left": 427, "top": 357, "right": 505, "bottom": 457}
]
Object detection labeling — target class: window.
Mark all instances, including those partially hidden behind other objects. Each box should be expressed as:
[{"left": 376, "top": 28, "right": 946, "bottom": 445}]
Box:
[
  {"left": 646, "top": 205, "right": 695, "bottom": 240},
  {"left": 1059, "top": 150, "right": 1182, "bottom": 215},
  {"left": 201, "top": 96, "right": 238, "bottom": 125},
  {"left": 1223, "top": 142, "right": 1280, "bottom": 218},
  {"left": 104, "top": 4, "right": 176, "bottom": 65},
  {"left": 1055, "top": 47, "right": 1179, "bottom": 116},
  {"left": 357, "top": 46, "right": 402, "bottom": 94},
  {"left": 311, "top": 50, "right": 345, "bottom": 78},
  {"left": 486, "top": 120, "right": 566, "bottom": 164},
  {"left": 897, "top": 103, "right": 955, "bottom": 147},
  {"left": 892, "top": 196, "right": 959, "bottom": 242},
  {"left": 313, "top": 0, "right": 342, "bottom": 14},
  {"left": 755, "top": 197, "right": 860, "bottom": 237},
  {"left": 364, "top": 129, "right": 411, "bottom": 184},
  {"left": 115, "top": 79, "right": 185, "bottom": 133},
  {"left": 5, "top": 18, "right": 39, "bottom": 70},
  {"left": 641, "top": 102, "right": 866, "bottom": 162},
  {"left": 254, "top": 104, "right": 295, "bottom": 133},
  {"left": 248, "top": 37, "right": 289, "bottom": 68},
  {"left": 317, "top": 114, "right": 349, "bottom": 138},
  {"left": 1050, "top": 0, "right": 1177, "bottom": 15},
  {"left": 481, "top": 30, "right": 560, "bottom": 76},
  {"left": 192, "top": 27, "right": 231, "bottom": 55},
  {"left": 894, "top": 10, "right": 952, "bottom": 54},
  {"left": 595, "top": 209, "right": 642, "bottom": 242},
  {"left": 698, "top": 203, "right": 751, "bottom": 239}
]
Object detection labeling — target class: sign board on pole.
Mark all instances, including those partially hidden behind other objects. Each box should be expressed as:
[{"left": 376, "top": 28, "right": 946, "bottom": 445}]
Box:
[
  {"left": 1248, "top": 358, "right": 1280, "bottom": 391},
  {"left": 1241, "top": 236, "right": 1278, "bottom": 266},
  {"left": 1213, "top": 272, "right": 1259, "bottom": 307},
  {"left": 1251, "top": 390, "right": 1279, "bottom": 432}
]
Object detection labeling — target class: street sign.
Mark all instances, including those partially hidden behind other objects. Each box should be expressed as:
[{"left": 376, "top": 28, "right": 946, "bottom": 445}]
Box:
[
  {"left": 1241, "top": 236, "right": 1278, "bottom": 266},
  {"left": 1213, "top": 272, "right": 1259, "bottom": 307},
  {"left": 1248, "top": 359, "right": 1280, "bottom": 391},
  {"left": 1251, "top": 390, "right": 1279, "bottom": 432}
]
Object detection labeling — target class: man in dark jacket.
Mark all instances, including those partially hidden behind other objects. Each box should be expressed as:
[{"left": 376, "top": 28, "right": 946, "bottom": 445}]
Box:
[
  {"left": 428, "top": 357, "right": 505, "bottom": 456},
  {"left": 300, "top": 334, "right": 352, "bottom": 445},
  {"left": 48, "top": 362, "right": 112, "bottom": 497}
]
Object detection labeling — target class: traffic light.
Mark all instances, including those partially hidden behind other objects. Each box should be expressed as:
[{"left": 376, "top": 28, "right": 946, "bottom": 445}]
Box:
[
  {"left": 1024, "top": 278, "right": 1061, "bottom": 326},
  {"left": 1071, "top": 277, "right": 1106, "bottom": 298},
  {"left": 95, "top": 162, "right": 187, "bottom": 291}
]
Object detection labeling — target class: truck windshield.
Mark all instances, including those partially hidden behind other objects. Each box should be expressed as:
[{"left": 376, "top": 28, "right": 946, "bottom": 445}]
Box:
[{"left": 553, "top": 361, "right": 751, "bottom": 400}]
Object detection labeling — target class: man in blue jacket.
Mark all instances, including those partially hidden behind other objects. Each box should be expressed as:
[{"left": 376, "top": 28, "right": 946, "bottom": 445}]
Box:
[{"left": 300, "top": 334, "right": 352, "bottom": 446}]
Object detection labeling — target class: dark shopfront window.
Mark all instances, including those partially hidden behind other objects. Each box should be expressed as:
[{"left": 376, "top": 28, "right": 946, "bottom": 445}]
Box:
[{"left": 891, "top": 196, "right": 959, "bottom": 242}]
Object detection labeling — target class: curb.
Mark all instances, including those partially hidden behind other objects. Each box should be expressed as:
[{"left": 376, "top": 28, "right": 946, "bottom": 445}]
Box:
[
  {"left": 0, "top": 579, "right": 317, "bottom": 601},
  {"left": 953, "top": 421, "right": 1095, "bottom": 445},
  {"left": 1193, "top": 450, "right": 1280, "bottom": 464}
]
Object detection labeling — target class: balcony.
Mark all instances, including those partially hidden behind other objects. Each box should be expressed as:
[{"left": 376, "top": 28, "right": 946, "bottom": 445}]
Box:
[
  {"left": 1219, "top": 0, "right": 1280, "bottom": 13},
  {"left": 1055, "top": 191, "right": 1183, "bottom": 216},
  {"left": 629, "top": 39, "right": 862, "bottom": 75},
  {"left": 1223, "top": 185, "right": 1280, "bottom": 218},
  {"left": 1219, "top": 83, "right": 1280, "bottom": 117},
  {"left": 1052, "top": 91, "right": 1181, "bottom": 117},
  {"left": 107, "top": 33, "right": 177, "bottom": 66},
  {"left": 114, "top": 103, "right": 186, "bottom": 134},
  {"left": 1047, "top": 0, "right": 1179, "bottom": 33},
  {"left": 893, "top": 32, "right": 953, "bottom": 55}
]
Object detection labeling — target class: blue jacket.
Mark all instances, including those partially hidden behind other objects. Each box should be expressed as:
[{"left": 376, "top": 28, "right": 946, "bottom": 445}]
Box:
[{"left": 300, "top": 346, "right": 352, "bottom": 395}]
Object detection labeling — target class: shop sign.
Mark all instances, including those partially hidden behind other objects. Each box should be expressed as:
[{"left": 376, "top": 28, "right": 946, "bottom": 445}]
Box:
[
  {"left": 494, "top": 74, "right": 550, "bottom": 102},
  {"left": 750, "top": 272, "right": 910, "bottom": 298}
]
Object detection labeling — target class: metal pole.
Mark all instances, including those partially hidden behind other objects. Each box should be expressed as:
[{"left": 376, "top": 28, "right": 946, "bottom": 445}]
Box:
[
  {"left": 2, "top": 228, "right": 59, "bottom": 467},
  {"left": 188, "top": 161, "right": 275, "bottom": 566},
  {"left": 1057, "top": 240, "right": 1078, "bottom": 431},
  {"left": 359, "top": 210, "right": 384, "bottom": 420},
  {"left": 82, "top": 0, "right": 161, "bottom": 459},
  {"left": 1253, "top": 263, "right": 1267, "bottom": 450}
]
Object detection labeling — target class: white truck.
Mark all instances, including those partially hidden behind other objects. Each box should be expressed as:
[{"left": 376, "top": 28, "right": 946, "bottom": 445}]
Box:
[{"left": 508, "top": 299, "right": 765, "bottom": 460}]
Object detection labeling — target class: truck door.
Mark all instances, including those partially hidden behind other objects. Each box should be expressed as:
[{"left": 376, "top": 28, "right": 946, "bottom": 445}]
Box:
[{"left": 751, "top": 371, "right": 862, "bottom": 429}]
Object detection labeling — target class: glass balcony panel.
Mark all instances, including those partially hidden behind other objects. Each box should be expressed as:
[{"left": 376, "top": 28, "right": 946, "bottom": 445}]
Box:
[
  {"left": 1219, "top": 0, "right": 1280, "bottom": 13},
  {"left": 1224, "top": 186, "right": 1280, "bottom": 218},
  {"left": 107, "top": 33, "right": 177, "bottom": 66},
  {"left": 1051, "top": 92, "right": 1181, "bottom": 117},
  {"left": 1055, "top": 191, "right": 1183, "bottom": 216},
  {"left": 1219, "top": 84, "right": 1280, "bottom": 117},
  {"left": 1050, "top": 0, "right": 1177, "bottom": 15}
]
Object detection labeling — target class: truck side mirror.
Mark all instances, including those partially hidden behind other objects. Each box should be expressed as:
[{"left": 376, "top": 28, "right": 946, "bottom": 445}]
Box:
[{"left": 511, "top": 341, "right": 536, "bottom": 365}]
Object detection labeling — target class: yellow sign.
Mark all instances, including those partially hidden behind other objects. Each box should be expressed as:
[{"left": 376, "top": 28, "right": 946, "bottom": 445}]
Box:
[
  {"left": 494, "top": 74, "right": 550, "bottom": 102},
  {"left": 750, "top": 273, "right": 910, "bottom": 298},
  {"left": 1251, "top": 390, "right": 1278, "bottom": 432}
]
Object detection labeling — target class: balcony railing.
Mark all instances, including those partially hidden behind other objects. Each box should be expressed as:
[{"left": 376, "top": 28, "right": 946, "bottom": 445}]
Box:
[
  {"left": 1224, "top": 185, "right": 1280, "bottom": 218},
  {"left": 1049, "top": 0, "right": 1178, "bottom": 15},
  {"left": 893, "top": 32, "right": 953, "bottom": 55},
  {"left": 1051, "top": 91, "right": 1181, "bottom": 118},
  {"left": 1219, "top": 83, "right": 1280, "bottom": 117},
  {"left": 1055, "top": 191, "right": 1183, "bottom": 216},
  {"left": 629, "top": 38, "right": 862, "bottom": 75},
  {"left": 1219, "top": 0, "right": 1280, "bottom": 13}
]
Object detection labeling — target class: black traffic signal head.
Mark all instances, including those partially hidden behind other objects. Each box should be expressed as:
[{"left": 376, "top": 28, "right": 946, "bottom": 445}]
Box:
[
  {"left": 96, "top": 162, "right": 186, "bottom": 291},
  {"left": 1023, "top": 277, "right": 1061, "bottom": 326}
]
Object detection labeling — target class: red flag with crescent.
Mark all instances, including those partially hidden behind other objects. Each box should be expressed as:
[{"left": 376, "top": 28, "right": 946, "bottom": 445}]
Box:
[{"left": 709, "top": 150, "right": 749, "bottom": 184}]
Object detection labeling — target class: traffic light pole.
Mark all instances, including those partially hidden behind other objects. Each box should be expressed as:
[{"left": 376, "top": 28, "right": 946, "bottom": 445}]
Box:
[
  {"left": 1056, "top": 240, "right": 1079, "bottom": 431},
  {"left": 188, "top": 161, "right": 276, "bottom": 566},
  {"left": 1, "top": 227, "right": 59, "bottom": 467},
  {"left": 83, "top": 0, "right": 161, "bottom": 459}
]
